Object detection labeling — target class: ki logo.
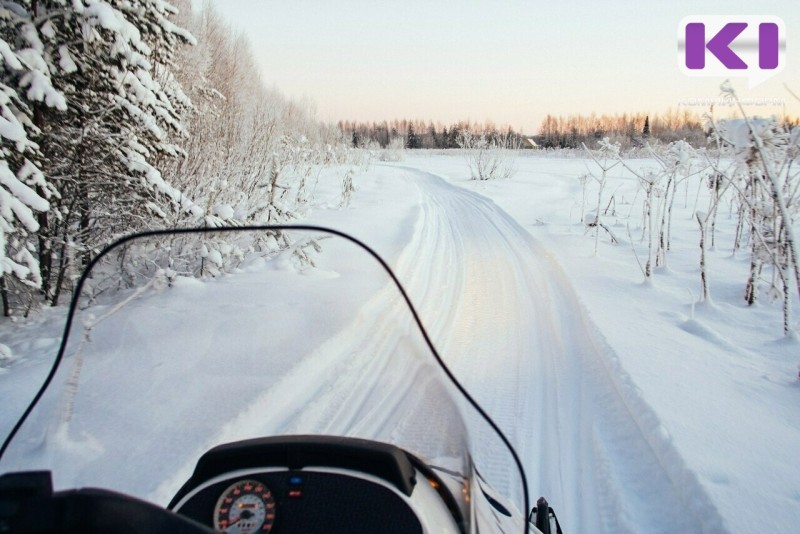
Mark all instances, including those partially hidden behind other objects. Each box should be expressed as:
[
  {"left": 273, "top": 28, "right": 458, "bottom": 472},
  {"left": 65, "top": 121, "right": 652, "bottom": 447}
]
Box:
[{"left": 678, "top": 16, "right": 785, "bottom": 88}]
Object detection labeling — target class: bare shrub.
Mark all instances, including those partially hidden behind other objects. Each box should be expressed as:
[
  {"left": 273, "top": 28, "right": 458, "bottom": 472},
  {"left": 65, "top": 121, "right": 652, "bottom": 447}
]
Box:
[{"left": 457, "top": 131, "right": 520, "bottom": 180}]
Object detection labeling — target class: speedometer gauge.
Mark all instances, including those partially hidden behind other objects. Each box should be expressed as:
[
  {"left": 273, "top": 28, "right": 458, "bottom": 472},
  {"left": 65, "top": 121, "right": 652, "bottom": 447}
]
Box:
[{"left": 213, "top": 479, "right": 276, "bottom": 533}]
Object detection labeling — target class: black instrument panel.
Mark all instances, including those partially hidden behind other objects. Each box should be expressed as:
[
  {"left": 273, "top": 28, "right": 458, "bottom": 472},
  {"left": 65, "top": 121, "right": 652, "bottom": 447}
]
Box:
[
  {"left": 169, "top": 436, "right": 435, "bottom": 533},
  {"left": 175, "top": 470, "right": 423, "bottom": 534}
]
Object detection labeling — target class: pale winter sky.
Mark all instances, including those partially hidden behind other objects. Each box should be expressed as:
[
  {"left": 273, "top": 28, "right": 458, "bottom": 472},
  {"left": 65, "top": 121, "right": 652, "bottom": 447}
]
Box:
[{"left": 207, "top": 0, "right": 800, "bottom": 133}]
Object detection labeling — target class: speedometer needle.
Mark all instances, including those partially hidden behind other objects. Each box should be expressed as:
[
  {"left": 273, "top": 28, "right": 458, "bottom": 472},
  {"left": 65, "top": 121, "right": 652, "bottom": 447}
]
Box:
[{"left": 228, "top": 509, "right": 254, "bottom": 527}]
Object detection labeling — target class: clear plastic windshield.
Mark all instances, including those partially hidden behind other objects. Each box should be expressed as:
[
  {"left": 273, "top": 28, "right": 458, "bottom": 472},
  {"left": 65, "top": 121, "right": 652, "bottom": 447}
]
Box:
[{"left": 0, "top": 227, "right": 528, "bottom": 529}]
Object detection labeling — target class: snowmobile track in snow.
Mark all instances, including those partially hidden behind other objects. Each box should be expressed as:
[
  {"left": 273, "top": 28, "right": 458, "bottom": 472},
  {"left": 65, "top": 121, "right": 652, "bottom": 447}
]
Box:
[
  {"left": 152, "top": 165, "right": 729, "bottom": 532},
  {"left": 390, "top": 167, "right": 728, "bottom": 534}
]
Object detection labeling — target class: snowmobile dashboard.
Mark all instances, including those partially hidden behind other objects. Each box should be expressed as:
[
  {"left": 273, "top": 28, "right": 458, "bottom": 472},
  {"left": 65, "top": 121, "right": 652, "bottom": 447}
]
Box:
[
  {"left": 168, "top": 435, "right": 467, "bottom": 533},
  {"left": 0, "top": 436, "right": 468, "bottom": 534}
]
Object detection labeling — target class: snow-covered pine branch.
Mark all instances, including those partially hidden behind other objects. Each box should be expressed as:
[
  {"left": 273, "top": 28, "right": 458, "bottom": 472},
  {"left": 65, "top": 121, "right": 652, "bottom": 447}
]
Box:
[
  {"left": 0, "top": 8, "right": 64, "bottom": 314},
  {"left": 1, "top": 1, "right": 199, "bottom": 312}
]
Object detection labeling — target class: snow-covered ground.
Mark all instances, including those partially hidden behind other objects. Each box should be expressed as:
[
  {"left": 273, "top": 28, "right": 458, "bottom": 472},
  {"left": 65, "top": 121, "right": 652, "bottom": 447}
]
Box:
[
  {"left": 1, "top": 152, "right": 798, "bottom": 533},
  {"left": 395, "top": 152, "right": 800, "bottom": 533}
]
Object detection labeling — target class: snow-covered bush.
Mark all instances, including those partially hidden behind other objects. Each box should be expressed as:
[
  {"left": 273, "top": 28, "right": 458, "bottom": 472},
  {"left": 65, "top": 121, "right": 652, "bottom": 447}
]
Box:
[
  {"left": 339, "top": 169, "right": 355, "bottom": 208},
  {"left": 457, "top": 130, "right": 519, "bottom": 180},
  {"left": 704, "top": 86, "right": 800, "bottom": 334},
  {"left": 161, "top": 2, "right": 359, "bottom": 239},
  {"left": 379, "top": 137, "right": 406, "bottom": 162},
  {"left": 582, "top": 138, "right": 622, "bottom": 256},
  {"left": 585, "top": 137, "right": 712, "bottom": 281},
  {"left": 579, "top": 84, "right": 799, "bottom": 336}
]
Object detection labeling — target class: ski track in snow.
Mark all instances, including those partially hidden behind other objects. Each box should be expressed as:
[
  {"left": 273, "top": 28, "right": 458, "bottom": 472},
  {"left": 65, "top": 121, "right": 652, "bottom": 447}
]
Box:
[{"left": 384, "top": 167, "right": 727, "bottom": 533}]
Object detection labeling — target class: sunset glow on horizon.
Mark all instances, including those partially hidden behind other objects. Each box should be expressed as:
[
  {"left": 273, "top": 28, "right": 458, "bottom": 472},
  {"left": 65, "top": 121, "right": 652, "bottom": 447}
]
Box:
[{"left": 210, "top": 0, "right": 800, "bottom": 133}]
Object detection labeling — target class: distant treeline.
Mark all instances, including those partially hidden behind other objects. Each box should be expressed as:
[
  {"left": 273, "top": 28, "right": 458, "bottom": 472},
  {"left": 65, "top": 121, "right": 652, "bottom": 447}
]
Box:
[
  {"left": 339, "top": 112, "right": 799, "bottom": 151},
  {"left": 537, "top": 111, "right": 799, "bottom": 149},
  {"left": 337, "top": 119, "right": 526, "bottom": 149},
  {"left": 338, "top": 113, "right": 706, "bottom": 150},
  {"left": 537, "top": 110, "right": 707, "bottom": 149}
]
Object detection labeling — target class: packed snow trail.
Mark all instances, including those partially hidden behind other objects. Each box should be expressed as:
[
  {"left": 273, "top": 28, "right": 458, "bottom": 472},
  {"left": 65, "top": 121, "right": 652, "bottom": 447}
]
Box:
[
  {"left": 0, "top": 164, "right": 730, "bottom": 533},
  {"left": 148, "top": 166, "right": 726, "bottom": 532},
  {"left": 385, "top": 167, "right": 727, "bottom": 533}
]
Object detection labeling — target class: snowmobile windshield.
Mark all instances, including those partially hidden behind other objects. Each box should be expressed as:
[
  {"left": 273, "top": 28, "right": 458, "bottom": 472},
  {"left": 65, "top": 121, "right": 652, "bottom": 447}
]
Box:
[{"left": 0, "top": 227, "right": 528, "bottom": 529}]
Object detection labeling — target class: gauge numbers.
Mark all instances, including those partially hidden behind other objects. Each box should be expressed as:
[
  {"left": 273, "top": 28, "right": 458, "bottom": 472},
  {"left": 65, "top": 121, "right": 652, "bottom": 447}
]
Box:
[{"left": 213, "top": 479, "right": 276, "bottom": 533}]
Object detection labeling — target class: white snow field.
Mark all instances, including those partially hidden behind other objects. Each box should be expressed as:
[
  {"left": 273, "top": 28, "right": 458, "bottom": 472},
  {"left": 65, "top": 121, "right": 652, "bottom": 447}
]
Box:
[{"left": 1, "top": 153, "right": 799, "bottom": 533}]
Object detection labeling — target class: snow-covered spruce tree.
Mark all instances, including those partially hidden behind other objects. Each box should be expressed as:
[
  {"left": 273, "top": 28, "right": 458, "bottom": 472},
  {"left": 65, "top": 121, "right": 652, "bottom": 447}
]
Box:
[
  {"left": 0, "top": 15, "right": 59, "bottom": 315},
  {"left": 2, "top": 1, "right": 200, "bottom": 308},
  {"left": 406, "top": 122, "right": 420, "bottom": 149}
]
